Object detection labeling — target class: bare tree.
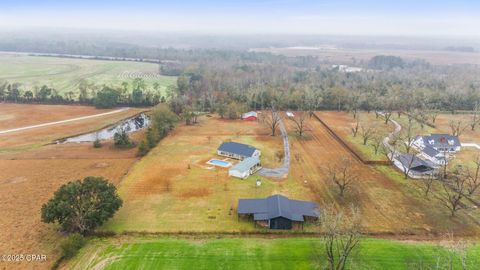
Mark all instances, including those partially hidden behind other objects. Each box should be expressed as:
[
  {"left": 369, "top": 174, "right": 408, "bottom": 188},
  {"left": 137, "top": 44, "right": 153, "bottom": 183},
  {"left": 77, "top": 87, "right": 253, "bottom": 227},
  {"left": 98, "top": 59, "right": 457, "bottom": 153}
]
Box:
[
  {"left": 402, "top": 153, "right": 419, "bottom": 179},
  {"left": 383, "top": 110, "right": 393, "bottom": 125},
  {"left": 370, "top": 133, "right": 383, "bottom": 155},
  {"left": 421, "top": 174, "right": 437, "bottom": 198},
  {"left": 465, "top": 154, "right": 480, "bottom": 196},
  {"left": 360, "top": 125, "right": 375, "bottom": 145},
  {"left": 319, "top": 205, "right": 362, "bottom": 270},
  {"left": 437, "top": 168, "right": 468, "bottom": 217},
  {"left": 290, "top": 111, "right": 308, "bottom": 137},
  {"left": 351, "top": 118, "right": 360, "bottom": 138},
  {"left": 327, "top": 158, "right": 358, "bottom": 197},
  {"left": 262, "top": 109, "right": 281, "bottom": 136},
  {"left": 402, "top": 121, "right": 418, "bottom": 154},
  {"left": 449, "top": 120, "right": 468, "bottom": 137},
  {"left": 470, "top": 102, "right": 480, "bottom": 131}
]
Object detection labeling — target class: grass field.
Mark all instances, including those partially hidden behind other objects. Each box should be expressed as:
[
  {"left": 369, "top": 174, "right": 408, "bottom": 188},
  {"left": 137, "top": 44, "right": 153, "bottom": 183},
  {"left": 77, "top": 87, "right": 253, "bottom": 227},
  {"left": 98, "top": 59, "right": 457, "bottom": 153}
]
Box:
[
  {"left": 0, "top": 54, "right": 177, "bottom": 96},
  {"left": 100, "top": 115, "right": 304, "bottom": 233},
  {"left": 64, "top": 236, "right": 480, "bottom": 270}
]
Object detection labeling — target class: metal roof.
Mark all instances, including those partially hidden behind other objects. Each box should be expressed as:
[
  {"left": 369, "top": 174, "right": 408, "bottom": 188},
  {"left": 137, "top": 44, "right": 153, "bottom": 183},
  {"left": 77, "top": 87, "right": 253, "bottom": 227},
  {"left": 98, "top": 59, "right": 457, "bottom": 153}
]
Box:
[
  {"left": 218, "top": 142, "right": 257, "bottom": 157},
  {"left": 237, "top": 194, "right": 320, "bottom": 222},
  {"left": 229, "top": 157, "right": 260, "bottom": 173},
  {"left": 398, "top": 154, "right": 435, "bottom": 171}
]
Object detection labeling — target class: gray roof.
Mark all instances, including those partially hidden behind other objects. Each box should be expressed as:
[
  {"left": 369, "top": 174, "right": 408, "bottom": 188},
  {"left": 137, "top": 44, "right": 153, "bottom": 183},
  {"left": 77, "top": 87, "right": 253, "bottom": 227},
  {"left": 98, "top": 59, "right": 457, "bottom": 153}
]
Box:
[
  {"left": 398, "top": 154, "right": 435, "bottom": 171},
  {"left": 237, "top": 194, "right": 320, "bottom": 222},
  {"left": 422, "top": 134, "right": 461, "bottom": 148},
  {"left": 422, "top": 145, "right": 440, "bottom": 158},
  {"left": 218, "top": 142, "right": 257, "bottom": 157},
  {"left": 230, "top": 157, "right": 260, "bottom": 173}
]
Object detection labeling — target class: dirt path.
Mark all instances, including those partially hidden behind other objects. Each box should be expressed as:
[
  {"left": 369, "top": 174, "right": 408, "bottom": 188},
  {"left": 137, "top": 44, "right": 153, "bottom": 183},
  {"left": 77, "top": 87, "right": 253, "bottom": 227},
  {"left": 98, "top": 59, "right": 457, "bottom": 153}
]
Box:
[
  {"left": 0, "top": 107, "right": 129, "bottom": 135},
  {"left": 257, "top": 113, "right": 290, "bottom": 178}
]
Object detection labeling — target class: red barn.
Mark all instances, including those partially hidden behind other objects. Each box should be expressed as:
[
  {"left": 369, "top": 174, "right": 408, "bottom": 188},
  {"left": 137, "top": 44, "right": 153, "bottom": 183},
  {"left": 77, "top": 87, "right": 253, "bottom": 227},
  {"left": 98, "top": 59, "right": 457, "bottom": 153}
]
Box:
[{"left": 242, "top": 111, "right": 258, "bottom": 121}]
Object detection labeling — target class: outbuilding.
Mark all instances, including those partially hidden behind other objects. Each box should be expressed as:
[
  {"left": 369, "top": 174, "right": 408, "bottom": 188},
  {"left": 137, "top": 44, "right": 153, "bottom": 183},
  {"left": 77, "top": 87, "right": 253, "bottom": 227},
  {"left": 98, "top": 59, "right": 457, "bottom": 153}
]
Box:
[
  {"left": 228, "top": 157, "right": 261, "bottom": 179},
  {"left": 217, "top": 142, "right": 261, "bottom": 160},
  {"left": 237, "top": 194, "right": 320, "bottom": 230},
  {"left": 241, "top": 111, "right": 258, "bottom": 121},
  {"left": 393, "top": 154, "right": 437, "bottom": 178}
]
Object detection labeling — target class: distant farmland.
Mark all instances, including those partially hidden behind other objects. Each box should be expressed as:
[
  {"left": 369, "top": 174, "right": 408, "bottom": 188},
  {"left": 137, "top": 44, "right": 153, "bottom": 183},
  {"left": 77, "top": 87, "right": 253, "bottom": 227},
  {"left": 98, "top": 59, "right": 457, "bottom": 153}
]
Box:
[{"left": 0, "top": 54, "right": 177, "bottom": 96}]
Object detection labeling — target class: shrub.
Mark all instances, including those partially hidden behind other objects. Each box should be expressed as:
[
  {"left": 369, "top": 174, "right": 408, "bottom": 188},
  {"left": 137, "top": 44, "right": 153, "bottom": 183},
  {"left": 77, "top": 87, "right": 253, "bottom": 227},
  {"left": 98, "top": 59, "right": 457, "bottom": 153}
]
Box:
[
  {"left": 113, "top": 129, "right": 134, "bottom": 148},
  {"left": 61, "top": 233, "right": 86, "bottom": 259},
  {"left": 137, "top": 140, "right": 149, "bottom": 156},
  {"left": 93, "top": 139, "right": 102, "bottom": 148}
]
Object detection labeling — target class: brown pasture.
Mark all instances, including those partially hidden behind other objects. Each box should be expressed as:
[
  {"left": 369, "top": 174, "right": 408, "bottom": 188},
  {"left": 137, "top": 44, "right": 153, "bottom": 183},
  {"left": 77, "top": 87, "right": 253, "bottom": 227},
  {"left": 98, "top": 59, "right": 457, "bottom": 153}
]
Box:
[{"left": 0, "top": 104, "right": 143, "bottom": 270}]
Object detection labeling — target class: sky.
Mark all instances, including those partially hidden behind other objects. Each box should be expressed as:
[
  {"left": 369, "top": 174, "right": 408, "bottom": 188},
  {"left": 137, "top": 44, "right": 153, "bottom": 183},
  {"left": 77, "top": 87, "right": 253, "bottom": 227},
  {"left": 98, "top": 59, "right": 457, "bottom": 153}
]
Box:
[{"left": 0, "top": 0, "right": 479, "bottom": 37}]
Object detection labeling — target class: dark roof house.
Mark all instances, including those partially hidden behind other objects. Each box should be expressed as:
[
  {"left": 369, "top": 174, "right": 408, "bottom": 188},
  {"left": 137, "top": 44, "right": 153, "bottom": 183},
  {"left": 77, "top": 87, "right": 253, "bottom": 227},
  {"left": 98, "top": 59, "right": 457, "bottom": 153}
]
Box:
[
  {"left": 237, "top": 194, "right": 320, "bottom": 229},
  {"left": 217, "top": 142, "right": 260, "bottom": 160},
  {"left": 416, "top": 134, "right": 461, "bottom": 151}
]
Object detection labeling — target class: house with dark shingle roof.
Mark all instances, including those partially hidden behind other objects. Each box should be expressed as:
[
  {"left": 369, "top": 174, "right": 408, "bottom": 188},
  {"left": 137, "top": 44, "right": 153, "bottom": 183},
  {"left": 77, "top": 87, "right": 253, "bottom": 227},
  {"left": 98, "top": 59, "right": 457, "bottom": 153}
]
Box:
[
  {"left": 217, "top": 142, "right": 261, "bottom": 160},
  {"left": 419, "top": 145, "right": 447, "bottom": 166},
  {"left": 413, "top": 134, "right": 461, "bottom": 153},
  {"left": 237, "top": 194, "right": 320, "bottom": 230}
]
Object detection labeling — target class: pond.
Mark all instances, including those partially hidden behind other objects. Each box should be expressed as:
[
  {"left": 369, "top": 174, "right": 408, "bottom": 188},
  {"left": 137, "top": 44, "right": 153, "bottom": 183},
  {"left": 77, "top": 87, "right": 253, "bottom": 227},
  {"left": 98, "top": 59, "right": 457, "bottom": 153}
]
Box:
[{"left": 60, "top": 113, "right": 150, "bottom": 143}]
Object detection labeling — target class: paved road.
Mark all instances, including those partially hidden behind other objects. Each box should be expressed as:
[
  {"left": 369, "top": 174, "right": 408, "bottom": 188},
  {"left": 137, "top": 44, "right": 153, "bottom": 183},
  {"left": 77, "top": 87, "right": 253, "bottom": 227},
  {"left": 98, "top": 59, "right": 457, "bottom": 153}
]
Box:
[
  {"left": 462, "top": 143, "right": 480, "bottom": 150},
  {"left": 258, "top": 114, "right": 290, "bottom": 178},
  {"left": 379, "top": 112, "right": 402, "bottom": 160},
  {"left": 0, "top": 108, "right": 129, "bottom": 135}
]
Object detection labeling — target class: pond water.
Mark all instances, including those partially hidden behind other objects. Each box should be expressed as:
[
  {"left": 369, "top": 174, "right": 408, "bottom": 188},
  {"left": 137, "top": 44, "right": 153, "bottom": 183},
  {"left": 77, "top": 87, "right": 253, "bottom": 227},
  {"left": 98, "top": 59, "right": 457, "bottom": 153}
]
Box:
[{"left": 60, "top": 113, "right": 150, "bottom": 143}]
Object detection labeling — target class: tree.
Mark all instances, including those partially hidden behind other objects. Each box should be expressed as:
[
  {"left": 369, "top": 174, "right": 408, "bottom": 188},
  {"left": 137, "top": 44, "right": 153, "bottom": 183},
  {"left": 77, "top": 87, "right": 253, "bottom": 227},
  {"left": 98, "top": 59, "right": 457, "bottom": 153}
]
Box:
[
  {"left": 360, "top": 124, "right": 374, "bottom": 145},
  {"left": 437, "top": 168, "right": 468, "bottom": 217},
  {"left": 402, "top": 153, "right": 419, "bottom": 179},
  {"left": 421, "top": 174, "right": 437, "bottom": 198},
  {"left": 351, "top": 118, "right": 360, "bottom": 138},
  {"left": 262, "top": 109, "right": 281, "bottom": 136},
  {"left": 402, "top": 121, "right": 418, "bottom": 154},
  {"left": 318, "top": 205, "right": 362, "bottom": 270},
  {"left": 289, "top": 111, "right": 308, "bottom": 137},
  {"left": 41, "top": 176, "right": 122, "bottom": 235},
  {"left": 94, "top": 86, "right": 120, "bottom": 108},
  {"left": 449, "top": 120, "right": 467, "bottom": 137},
  {"left": 470, "top": 102, "right": 480, "bottom": 131},
  {"left": 327, "top": 158, "right": 358, "bottom": 197},
  {"left": 370, "top": 133, "right": 383, "bottom": 155},
  {"left": 465, "top": 153, "right": 480, "bottom": 196},
  {"left": 113, "top": 129, "right": 133, "bottom": 148}
]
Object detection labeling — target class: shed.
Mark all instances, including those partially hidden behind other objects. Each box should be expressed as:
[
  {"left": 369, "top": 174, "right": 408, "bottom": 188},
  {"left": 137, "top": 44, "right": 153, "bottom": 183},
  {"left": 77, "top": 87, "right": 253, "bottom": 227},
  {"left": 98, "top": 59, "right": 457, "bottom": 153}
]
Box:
[
  {"left": 242, "top": 111, "right": 258, "bottom": 121},
  {"left": 237, "top": 194, "right": 320, "bottom": 230},
  {"left": 217, "top": 142, "right": 261, "bottom": 160},
  {"left": 229, "top": 157, "right": 261, "bottom": 179}
]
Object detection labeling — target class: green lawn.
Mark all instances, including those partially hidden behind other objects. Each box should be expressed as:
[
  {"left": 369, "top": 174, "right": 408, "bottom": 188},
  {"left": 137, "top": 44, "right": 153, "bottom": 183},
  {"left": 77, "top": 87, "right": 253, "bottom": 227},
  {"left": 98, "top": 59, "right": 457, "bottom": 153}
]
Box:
[
  {"left": 66, "top": 236, "right": 480, "bottom": 270},
  {"left": 0, "top": 54, "right": 177, "bottom": 97}
]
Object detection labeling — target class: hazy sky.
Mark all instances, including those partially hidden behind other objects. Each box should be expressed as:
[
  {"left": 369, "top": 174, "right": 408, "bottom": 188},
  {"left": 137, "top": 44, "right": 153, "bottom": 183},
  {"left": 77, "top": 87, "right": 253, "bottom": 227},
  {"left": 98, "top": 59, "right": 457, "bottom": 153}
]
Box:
[{"left": 1, "top": 0, "right": 479, "bottom": 37}]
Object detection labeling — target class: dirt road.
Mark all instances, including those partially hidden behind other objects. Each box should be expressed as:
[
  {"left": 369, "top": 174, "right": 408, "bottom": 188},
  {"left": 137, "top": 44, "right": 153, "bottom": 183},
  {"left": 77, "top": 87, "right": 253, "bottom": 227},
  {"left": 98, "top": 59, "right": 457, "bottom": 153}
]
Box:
[{"left": 0, "top": 107, "right": 129, "bottom": 135}]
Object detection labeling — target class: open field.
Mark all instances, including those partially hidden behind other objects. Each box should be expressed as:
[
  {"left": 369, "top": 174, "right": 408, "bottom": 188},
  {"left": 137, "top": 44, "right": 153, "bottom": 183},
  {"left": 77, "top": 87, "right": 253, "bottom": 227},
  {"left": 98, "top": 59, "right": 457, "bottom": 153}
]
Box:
[
  {"left": 0, "top": 54, "right": 177, "bottom": 96},
  {"left": 0, "top": 104, "right": 147, "bottom": 270},
  {"left": 64, "top": 236, "right": 480, "bottom": 270},
  {"left": 251, "top": 47, "right": 480, "bottom": 65},
  {"left": 314, "top": 111, "right": 394, "bottom": 161},
  {"left": 0, "top": 103, "right": 146, "bottom": 152}
]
